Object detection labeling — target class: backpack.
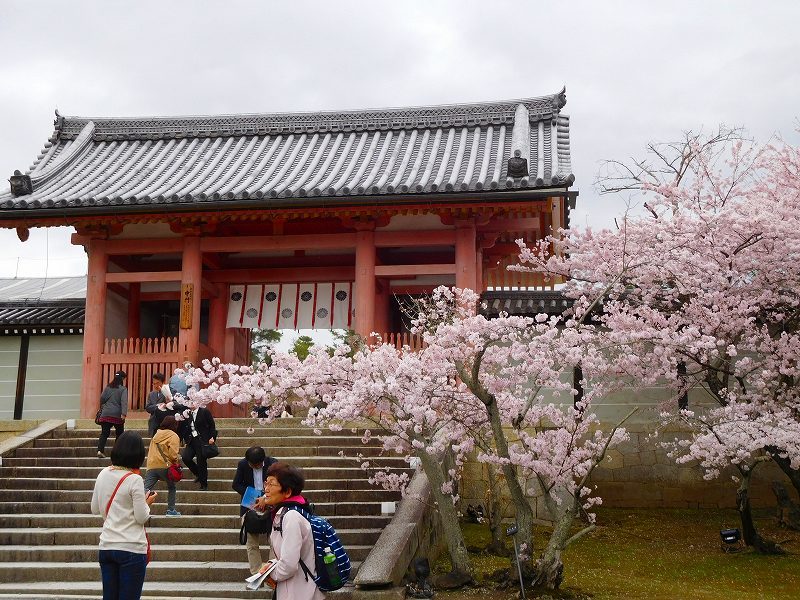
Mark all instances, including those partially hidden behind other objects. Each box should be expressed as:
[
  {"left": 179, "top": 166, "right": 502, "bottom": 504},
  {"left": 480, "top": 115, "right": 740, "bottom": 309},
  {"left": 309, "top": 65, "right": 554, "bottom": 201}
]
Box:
[{"left": 275, "top": 502, "right": 351, "bottom": 592}]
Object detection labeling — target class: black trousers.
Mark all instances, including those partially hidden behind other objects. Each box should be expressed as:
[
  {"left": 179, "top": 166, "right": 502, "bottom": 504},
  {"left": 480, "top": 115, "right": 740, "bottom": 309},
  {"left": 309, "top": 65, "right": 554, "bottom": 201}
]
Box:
[
  {"left": 181, "top": 437, "right": 208, "bottom": 485},
  {"left": 97, "top": 422, "right": 125, "bottom": 453}
]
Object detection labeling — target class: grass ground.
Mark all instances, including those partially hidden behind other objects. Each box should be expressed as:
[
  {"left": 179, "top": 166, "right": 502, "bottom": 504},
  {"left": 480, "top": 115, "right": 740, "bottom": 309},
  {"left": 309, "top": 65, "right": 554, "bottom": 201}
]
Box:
[{"left": 432, "top": 508, "right": 800, "bottom": 599}]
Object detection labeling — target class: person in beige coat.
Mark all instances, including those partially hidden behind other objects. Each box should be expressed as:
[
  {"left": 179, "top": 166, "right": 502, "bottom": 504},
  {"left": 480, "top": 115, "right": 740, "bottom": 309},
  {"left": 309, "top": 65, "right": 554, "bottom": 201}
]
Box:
[
  {"left": 256, "top": 462, "right": 324, "bottom": 600},
  {"left": 143, "top": 416, "right": 182, "bottom": 517}
]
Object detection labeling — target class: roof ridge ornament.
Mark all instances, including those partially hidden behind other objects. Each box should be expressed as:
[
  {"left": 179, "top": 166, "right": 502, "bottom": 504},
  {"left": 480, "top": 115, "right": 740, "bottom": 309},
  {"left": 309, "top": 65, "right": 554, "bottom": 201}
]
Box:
[
  {"left": 9, "top": 170, "right": 33, "bottom": 197},
  {"left": 507, "top": 104, "right": 530, "bottom": 180}
]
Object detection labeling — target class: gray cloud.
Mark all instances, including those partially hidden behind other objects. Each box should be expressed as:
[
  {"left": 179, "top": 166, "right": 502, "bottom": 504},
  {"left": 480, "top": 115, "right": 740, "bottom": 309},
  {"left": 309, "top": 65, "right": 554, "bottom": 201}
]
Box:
[{"left": 1, "top": 0, "right": 798, "bottom": 275}]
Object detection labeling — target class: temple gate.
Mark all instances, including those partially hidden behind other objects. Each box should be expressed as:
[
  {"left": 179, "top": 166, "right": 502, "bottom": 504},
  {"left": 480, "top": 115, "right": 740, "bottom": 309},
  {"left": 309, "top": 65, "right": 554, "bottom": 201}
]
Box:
[{"left": 0, "top": 90, "right": 577, "bottom": 417}]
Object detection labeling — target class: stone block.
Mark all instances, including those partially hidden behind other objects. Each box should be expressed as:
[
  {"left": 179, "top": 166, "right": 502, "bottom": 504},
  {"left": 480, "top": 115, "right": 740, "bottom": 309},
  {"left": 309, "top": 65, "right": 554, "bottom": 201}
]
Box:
[
  {"left": 639, "top": 450, "right": 657, "bottom": 466},
  {"left": 622, "top": 451, "right": 642, "bottom": 467},
  {"left": 602, "top": 448, "right": 624, "bottom": 470},
  {"left": 589, "top": 468, "right": 614, "bottom": 482}
]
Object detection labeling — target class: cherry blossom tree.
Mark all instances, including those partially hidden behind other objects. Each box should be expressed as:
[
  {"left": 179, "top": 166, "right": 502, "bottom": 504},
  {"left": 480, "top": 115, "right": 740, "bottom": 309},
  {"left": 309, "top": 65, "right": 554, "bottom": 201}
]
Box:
[
  {"left": 416, "top": 288, "right": 633, "bottom": 589},
  {"left": 515, "top": 129, "right": 800, "bottom": 552},
  {"left": 180, "top": 286, "right": 633, "bottom": 591},
  {"left": 183, "top": 341, "right": 481, "bottom": 581}
]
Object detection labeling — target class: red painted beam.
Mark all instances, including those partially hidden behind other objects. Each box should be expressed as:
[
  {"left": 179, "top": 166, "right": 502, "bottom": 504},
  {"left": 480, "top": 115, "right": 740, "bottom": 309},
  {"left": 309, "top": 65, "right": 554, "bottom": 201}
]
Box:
[
  {"left": 201, "top": 233, "right": 357, "bottom": 253},
  {"left": 106, "top": 271, "right": 183, "bottom": 283},
  {"left": 374, "top": 230, "right": 456, "bottom": 247},
  {"left": 375, "top": 264, "right": 455, "bottom": 277},
  {"left": 206, "top": 266, "right": 356, "bottom": 283}
]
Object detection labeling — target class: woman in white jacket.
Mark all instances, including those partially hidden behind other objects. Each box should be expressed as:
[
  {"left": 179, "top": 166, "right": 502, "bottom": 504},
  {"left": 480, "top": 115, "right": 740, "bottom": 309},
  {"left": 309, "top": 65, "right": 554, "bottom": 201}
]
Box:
[
  {"left": 91, "top": 431, "right": 157, "bottom": 600},
  {"left": 255, "top": 462, "right": 324, "bottom": 600}
]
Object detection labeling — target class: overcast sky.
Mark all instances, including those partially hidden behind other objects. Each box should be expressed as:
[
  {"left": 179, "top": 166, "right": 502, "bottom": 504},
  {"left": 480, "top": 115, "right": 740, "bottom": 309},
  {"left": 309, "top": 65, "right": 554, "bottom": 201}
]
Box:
[{"left": 0, "top": 0, "right": 798, "bottom": 279}]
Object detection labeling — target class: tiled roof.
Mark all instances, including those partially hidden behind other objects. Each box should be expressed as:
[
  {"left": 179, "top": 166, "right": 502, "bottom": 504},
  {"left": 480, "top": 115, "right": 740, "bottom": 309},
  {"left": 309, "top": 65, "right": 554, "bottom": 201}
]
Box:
[
  {"left": 0, "top": 277, "right": 87, "bottom": 301},
  {"left": 480, "top": 290, "right": 573, "bottom": 317},
  {"left": 0, "top": 90, "right": 574, "bottom": 214},
  {"left": 0, "top": 301, "right": 85, "bottom": 326}
]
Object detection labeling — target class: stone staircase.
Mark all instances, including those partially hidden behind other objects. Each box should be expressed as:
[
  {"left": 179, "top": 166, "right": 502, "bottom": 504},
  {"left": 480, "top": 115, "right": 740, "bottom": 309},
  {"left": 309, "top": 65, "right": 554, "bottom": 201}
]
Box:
[{"left": 0, "top": 418, "right": 404, "bottom": 599}]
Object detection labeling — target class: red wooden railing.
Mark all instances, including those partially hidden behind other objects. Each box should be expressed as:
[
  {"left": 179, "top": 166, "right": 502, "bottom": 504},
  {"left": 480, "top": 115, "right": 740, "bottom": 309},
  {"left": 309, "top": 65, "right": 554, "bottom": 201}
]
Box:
[
  {"left": 380, "top": 332, "right": 426, "bottom": 352},
  {"left": 100, "top": 337, "right": 180, "bottom": 411}
]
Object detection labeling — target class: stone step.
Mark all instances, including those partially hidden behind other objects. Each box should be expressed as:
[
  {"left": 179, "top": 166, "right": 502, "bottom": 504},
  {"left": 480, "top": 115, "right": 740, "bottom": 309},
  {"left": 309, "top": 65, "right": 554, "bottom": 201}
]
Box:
[
  {"left": 0, "top": 455, "right": 406, "bottom": 468},
  {"left": 59, "top": 426, "right": 369, "bottom": 438},
  {"left": 1, "top": 513, "right": 393, "bottom": 530},
  {"left": 0, "top": 500, "right": 386, "bottom": 516},
  {"left": 0, "top": 487, "right": 400, "bottom": 504},
  {"left": 0, "top": 527, "right": 381, "bottom": 547},
  {"left": 0, "top": 543, "right": 374, "bottom": 562},
  {"left": 0, "top": 465, "right": 405, "bottom": 479},
  {"left": 0, "top": 560, "right": 362, "bottom": 584},
  {"left": 33, "top": 435, "right": 381, "bottom": 448},
  {"left": 0, "top": 580, "right": 361, "bottom": 598},
  {"left": 14, "top": 445, "right": 389, "bottom": 458},
  {"left": 0, "top": 477, "right": 383, "bottom": 492}
]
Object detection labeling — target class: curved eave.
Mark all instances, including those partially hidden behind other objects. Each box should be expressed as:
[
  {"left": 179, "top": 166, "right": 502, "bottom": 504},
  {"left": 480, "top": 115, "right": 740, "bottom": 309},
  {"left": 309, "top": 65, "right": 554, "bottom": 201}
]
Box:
[{"left": 0, "top": 187, "right": 577, "bottom": 223}]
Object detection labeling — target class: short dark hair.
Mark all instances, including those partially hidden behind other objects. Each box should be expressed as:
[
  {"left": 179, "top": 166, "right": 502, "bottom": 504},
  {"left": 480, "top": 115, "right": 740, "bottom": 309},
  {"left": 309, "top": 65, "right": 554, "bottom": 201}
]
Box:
[
  {"left": 267, "top": 462, "right": 305, "bottom": 496},
  {"left": 159, "top": 415, "right": 180, "bottom": 432},
  {"left": 153, "top": 373, "right": 166, "bottom": 383},
  {"left": 110, "top": 431, "right": 145, "bottom": 470},
  {"left": 245, "top": 446, "right": 266, "bottom": 465}
]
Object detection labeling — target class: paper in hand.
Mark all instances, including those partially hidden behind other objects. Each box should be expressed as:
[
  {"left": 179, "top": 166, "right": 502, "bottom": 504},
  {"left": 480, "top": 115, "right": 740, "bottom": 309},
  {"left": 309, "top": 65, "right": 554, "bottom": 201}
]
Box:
[{"left": 245, "top": 560, "right": 277, "bottom": 590}]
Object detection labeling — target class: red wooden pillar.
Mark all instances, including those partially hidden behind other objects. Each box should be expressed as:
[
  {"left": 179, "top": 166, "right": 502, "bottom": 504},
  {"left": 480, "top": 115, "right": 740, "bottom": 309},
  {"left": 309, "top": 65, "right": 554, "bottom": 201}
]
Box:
[
  {"left": 476, "top": 247, "right": 484, "bottom": 292},
  {"left": 354, "top": 226, "right": 376, "bottom": 341},
  {"left": 178, "top": 236, "right": 202, "bottom": 365},
  {"left": 208, "top": 289, "right": 227, "bottom": 360},
  {"left": 80, "top": 238, "right": 108, "bottom": 418},
  {"left": 455, "top": 220, "right": 477, "bottom": 292},
  {"left": 374, "top": 280, "right": 390, "bottom": 339},
  {"left": 127, "top": 283, "right": 141, "bottom": 339}
]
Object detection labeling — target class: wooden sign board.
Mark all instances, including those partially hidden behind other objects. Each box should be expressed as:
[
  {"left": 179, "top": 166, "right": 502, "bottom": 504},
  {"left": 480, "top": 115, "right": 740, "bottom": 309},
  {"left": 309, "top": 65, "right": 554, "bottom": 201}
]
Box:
[{"left": 180, "top": 283, "right": 193, "bottom": 329}]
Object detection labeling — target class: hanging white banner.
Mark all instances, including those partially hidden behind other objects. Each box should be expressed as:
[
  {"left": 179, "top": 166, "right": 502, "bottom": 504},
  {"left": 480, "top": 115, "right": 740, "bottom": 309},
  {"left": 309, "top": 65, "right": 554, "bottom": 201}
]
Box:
[
  {"left": 332, "top": 282, "right": 354, "bottom": 329},
  {"left": 295, "top": 283, "right": 317, "bottom": 329},
  {"left": 240, "top": 285, "right": 265, "bottom": 329},
  {"left": 277, "top": 284, "right": 299, "bottom": 329},
  {"left": 226, "top": 282, "right": 356, "bottom": 329}
]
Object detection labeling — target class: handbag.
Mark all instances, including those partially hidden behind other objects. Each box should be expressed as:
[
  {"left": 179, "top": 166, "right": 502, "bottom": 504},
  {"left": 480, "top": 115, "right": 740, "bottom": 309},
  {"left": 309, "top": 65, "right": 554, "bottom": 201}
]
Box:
[
  {"left": 106, "top": 470, "right": 151, "bottom": 564},
  {"left": 94, "top": 408, "right": 103, "bottom": 426},
  {"left": 155, "top": 443, "right": 182, "bottom": 482},
  {"left": 239, "top": 508, "right": 273, "bottom": 544},
  {"left": 201, "top": 442, "right": 220, "bottom": 459}
]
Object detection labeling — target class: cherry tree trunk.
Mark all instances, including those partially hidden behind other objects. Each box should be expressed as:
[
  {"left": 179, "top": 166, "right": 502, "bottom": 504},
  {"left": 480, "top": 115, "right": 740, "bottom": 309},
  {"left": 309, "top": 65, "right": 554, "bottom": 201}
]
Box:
[
  {"left": 484, "top": 398, "right": 535, "bottom": 566},
  {"left": 736, "top": 469, "right": 785, "bottom": 554},
  {"left": 528, "top": 491, "right": 583, "bottom": 590},
  {"left": 485, "top": 462, "right": 507, "bottom": 555},
  {"left": 417, "top": 451, "right": 474, "bottom": 581}
]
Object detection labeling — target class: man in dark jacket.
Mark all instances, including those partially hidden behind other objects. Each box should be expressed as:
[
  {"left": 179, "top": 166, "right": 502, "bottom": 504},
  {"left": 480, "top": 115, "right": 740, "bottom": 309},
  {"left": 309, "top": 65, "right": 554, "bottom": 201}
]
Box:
[
  {"left": 232, "top": 445, "right": 277, "bottom": 574},
  {"left": 180, "top": 406, "right": 217, "bottom": 490}
]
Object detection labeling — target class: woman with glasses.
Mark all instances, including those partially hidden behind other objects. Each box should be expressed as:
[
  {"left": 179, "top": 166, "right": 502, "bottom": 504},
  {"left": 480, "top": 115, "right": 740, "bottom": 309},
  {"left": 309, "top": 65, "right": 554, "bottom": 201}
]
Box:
[{"left": 253, "top": 462, "right": 324, "bottom": 599}]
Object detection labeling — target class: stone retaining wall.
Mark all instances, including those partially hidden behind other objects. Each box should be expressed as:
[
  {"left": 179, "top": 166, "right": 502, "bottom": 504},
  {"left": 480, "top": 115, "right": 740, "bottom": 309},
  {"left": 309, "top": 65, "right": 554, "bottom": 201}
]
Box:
[{"left": 459, "top": 422, "right": 789, "bottom": 518}]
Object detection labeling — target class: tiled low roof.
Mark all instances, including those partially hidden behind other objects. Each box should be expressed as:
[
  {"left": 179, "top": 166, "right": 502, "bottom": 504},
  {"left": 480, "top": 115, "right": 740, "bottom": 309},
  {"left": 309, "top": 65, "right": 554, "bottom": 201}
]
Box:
[
  {"left": 480, "top": 290, "right": 573, "bottom": 317},
  {"left": 0, "top": 90, "right": 574, "bottom": 215},
  {"left": 0, "top": 277, "right": 87, "bottom": 301},
  {"left": 0, "top": 300, "right": 85, "bottom": 326}
]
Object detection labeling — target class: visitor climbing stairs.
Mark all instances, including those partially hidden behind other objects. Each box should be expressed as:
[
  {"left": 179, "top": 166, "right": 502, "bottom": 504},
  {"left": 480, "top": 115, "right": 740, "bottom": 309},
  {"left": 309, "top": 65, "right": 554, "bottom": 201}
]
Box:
[{"left": 0, "top": 418, "right": 403, "bottom": 599}]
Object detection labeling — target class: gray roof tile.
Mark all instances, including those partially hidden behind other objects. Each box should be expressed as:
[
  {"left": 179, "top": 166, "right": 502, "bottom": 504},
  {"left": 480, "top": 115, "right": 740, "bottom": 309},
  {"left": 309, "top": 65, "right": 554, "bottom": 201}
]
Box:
[{"left": 0, "top": 91, "right": 574, "bottom": 213}]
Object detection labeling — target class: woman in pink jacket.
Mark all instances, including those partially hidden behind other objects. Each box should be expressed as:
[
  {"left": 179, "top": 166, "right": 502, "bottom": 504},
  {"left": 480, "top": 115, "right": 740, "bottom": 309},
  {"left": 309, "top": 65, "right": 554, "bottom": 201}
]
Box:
[{"left": 255, "top": 462, "right": 324, "bottom": 600}]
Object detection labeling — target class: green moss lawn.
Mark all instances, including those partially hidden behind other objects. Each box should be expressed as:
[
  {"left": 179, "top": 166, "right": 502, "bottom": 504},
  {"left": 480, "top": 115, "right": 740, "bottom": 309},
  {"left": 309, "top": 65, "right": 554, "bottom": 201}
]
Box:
[{"left": 433, "top": 508, "right": 800, "bottom": 599}]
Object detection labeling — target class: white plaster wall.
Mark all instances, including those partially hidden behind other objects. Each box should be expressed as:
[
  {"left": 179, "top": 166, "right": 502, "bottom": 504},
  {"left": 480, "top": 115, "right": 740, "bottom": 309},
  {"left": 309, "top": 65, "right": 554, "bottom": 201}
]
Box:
[
  {"left": 0, "top": 337, "right": 20, "bottom": 419},
  {"left": 21, "top": 336, "right": 83, "bottom": 419}
]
